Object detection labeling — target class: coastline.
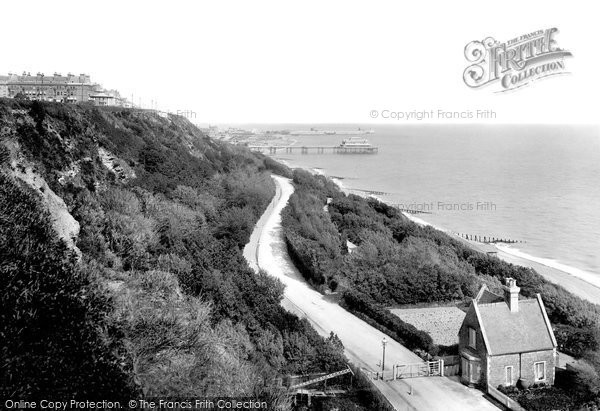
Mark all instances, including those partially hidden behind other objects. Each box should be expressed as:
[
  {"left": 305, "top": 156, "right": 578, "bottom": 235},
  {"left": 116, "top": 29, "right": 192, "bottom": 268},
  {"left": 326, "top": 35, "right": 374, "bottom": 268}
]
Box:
[
  {"left": 298, "top": 167, "right": 600, "bottom": 305},
  {"left": 476, "top": 241, "right": 600, "bottom": 303},
  {"left": 451, "top": 234, "right": 600, "bottom": 304}
]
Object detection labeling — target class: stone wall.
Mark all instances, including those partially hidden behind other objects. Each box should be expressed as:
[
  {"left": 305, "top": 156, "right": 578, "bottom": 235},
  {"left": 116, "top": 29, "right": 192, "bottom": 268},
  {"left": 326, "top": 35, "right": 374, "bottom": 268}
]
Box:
[{"left": 488, "top": 349, "right": 555, "bottom": 388}]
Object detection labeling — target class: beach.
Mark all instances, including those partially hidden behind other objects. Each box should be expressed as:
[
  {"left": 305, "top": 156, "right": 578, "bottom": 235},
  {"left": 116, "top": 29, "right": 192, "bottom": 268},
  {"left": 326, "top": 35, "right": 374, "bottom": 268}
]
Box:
[
  {"left": 470, "top": 240, "right": 600, "bottom": 303},
  {"left": 501, "top": 251, "right": 600, "bottom": 303},
  {"left": 325, "top": 174, "right": 600, "bottom": 305}
]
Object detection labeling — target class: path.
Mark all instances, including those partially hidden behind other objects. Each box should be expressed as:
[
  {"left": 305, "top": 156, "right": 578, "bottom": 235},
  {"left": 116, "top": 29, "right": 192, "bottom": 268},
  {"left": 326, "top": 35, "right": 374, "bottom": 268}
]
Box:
[{"left": 243, "top": 175, "right": 499, "bottom": 411}]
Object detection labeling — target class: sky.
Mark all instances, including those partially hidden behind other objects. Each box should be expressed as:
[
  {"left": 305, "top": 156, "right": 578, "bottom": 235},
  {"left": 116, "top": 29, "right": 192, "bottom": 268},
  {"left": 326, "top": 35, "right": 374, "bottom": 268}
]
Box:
[{"left": 1, "top": 0, "right": 598, "bottom": 125}]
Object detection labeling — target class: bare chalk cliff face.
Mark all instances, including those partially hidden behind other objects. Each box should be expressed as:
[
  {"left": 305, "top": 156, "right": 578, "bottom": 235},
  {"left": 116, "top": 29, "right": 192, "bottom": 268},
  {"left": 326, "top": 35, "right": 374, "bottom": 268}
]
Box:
[
  {"left": 3, "top": 143, "right": 135, "bottom": 257},
  {"left": 4, "top": 147, "right": 136, "bottom": 257},
  {"left": 12, "top": 162, "right": 81, "bottom": 255}
]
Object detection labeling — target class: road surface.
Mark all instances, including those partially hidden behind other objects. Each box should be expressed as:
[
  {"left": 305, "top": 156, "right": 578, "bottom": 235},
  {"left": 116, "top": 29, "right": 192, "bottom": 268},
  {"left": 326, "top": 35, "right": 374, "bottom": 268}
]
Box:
[{"left": 243, "top": 175, "right": 499, "bottom": 411}]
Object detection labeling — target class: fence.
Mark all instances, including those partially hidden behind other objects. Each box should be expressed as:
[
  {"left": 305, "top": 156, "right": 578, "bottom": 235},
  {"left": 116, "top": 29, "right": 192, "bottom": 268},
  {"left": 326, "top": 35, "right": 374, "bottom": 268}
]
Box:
[
  {"left": 487, "top": 385, "right": 526, "bottom": 411},
  {"left": 392, "top": 359, "right": 444, "bottom": 379},
  {"left": 438, "top": 355, "right": 460, "bottom": 376}
]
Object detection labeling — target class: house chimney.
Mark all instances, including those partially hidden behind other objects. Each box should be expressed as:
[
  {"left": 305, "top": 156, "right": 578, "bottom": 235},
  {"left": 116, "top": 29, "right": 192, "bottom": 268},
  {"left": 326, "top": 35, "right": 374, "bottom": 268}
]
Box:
[{"left": 503, "top": 278, "right": 520, "bottom": 312}]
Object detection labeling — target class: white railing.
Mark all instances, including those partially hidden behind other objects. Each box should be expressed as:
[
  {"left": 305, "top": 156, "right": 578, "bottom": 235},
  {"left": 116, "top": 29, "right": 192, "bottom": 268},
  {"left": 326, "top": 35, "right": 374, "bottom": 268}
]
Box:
[{"left": 394, "top": 359, "right": 444, "bottom": 379}]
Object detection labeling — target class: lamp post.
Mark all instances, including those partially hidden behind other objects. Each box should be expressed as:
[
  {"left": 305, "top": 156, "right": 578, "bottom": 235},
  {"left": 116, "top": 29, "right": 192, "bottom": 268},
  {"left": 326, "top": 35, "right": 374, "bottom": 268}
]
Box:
[{"left": 381, "top": 337, "right": 388, "bottom": 372}]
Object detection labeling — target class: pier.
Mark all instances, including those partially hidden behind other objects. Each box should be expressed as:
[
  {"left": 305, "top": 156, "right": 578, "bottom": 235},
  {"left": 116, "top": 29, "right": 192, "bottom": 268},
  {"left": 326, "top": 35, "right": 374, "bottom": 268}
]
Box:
[{"left": 248, "top": 145, "right": 378, "bottom": 154}]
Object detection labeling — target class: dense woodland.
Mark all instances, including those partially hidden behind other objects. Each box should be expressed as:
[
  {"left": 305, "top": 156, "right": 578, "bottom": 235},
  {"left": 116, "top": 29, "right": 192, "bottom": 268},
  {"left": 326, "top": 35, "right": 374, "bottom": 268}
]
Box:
[
  {"left": 282, "top": 168, "right": 600, "bottom": 408},
  {"left": 0, "top": 100, "right": 390, "bottom": 410}
]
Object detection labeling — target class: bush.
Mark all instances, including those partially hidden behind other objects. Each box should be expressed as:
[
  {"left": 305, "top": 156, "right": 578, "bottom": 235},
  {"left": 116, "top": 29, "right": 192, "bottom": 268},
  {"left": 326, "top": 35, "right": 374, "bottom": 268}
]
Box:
[
  {"left": 348, "top": 364, "right": 396, "bottom": 411},
  {"left": 282, "top": 189, "right": 344, "bottom": 289},
  {"left": 511, "top": 386, "right": 575, "bottom": 411},
  {"left": 561, "top": 361, "right": 600, "bottom": 403},
  {"left": 0, "top": 143, "right": 9, "bottom": 165},
  {"left": 262, "top": 155, "right": 293, "bottom": 178},
  {"left": 498, "top": 384, "right": 519, "bottom": 395},
  {"left": 340, "top": 290, "right": 437, "bottom": 355},
  {"left": 284, "top": 232, "right": 327, "bottom": 285},
  {"left": 0, "top": 173, "right": 135, "bottom": 399},
  {"left": 554, "top": 324, "right": 600, "bottom": 357}
]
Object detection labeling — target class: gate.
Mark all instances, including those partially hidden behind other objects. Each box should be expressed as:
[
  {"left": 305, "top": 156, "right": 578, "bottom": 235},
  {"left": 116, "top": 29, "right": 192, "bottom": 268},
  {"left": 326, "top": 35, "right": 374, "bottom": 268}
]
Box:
[{"left": 394, "top": 359, "right": 444, "bottom": 379}]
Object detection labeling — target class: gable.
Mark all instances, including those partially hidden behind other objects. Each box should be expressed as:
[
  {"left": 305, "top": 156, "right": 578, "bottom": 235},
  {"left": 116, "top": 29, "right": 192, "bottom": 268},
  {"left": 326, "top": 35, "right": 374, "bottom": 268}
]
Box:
[
  {"left": 477, "top": 288, "right": 504, "bottom": 304},
  {"left": 459, "top": 304, "right": 490, "bottom": 354}
]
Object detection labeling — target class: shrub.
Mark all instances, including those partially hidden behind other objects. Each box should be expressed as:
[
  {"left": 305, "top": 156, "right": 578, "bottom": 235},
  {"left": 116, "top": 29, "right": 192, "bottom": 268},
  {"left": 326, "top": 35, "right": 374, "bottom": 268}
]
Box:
[
  {"left": 512, "top": 386, "right": 575, "bottom": 411},
  {"left": 554, "top": 324, "right": 600, "bottom": 357},
  {"left": 349, "top": 364, "right": 396, "bottom": 411},
  {"left": 562, "top": 361, "right": 600, "bottom": 402},
  {"left": 498, "top": 384, "right": 519, "bottom": 395},
  {"left": 0, "top": 143, "right": 9, "bottom": 165},
  {"left": 262, "top": 155, "right": 293, "bottom": 178},
  {"left": 340, "top": 290, "right": 437, "bottom": 354},
  {"left": 0, "top": 172, "right": 135, "bottom": 399}
]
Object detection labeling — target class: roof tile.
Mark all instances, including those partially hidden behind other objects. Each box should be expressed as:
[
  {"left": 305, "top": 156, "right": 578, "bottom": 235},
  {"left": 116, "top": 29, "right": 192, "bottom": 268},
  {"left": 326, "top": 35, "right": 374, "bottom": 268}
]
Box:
[{"left": 476, "top": 296, "right": 555, "bottom": 355}]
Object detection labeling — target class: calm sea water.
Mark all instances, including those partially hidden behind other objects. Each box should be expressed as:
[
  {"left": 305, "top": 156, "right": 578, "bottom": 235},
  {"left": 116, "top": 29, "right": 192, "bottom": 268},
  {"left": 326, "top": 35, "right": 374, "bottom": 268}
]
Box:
[{"left": 247, "top": 124, "right": 600, "bottom": 283}]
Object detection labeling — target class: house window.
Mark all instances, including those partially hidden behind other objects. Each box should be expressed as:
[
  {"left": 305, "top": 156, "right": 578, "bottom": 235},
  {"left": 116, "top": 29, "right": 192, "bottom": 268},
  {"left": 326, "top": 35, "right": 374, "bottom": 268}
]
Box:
[
  {"left": 468, "top": 327, "right": 476, "bottom": 349},
  {"left": 534, "top": 361, "right": 546, "bottom": 381},
  {"left": 505, "top": 366, "right": 513, "bottom": 385}
]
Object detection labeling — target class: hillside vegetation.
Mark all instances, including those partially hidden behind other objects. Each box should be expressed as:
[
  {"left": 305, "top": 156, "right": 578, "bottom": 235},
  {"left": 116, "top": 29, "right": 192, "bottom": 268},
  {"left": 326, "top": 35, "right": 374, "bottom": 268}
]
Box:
[
  {"left": 1, "top": 100, "right": 391, "bottom": 409},
  {"left": 282, "top": 168, "right": 600, "bottom": 408}
]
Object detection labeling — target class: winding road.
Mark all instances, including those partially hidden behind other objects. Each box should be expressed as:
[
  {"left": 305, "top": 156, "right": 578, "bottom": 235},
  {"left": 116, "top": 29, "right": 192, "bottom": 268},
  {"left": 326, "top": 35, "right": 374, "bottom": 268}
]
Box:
[{"left": 243, "top": 175, "right": 499, "bottom": 411}]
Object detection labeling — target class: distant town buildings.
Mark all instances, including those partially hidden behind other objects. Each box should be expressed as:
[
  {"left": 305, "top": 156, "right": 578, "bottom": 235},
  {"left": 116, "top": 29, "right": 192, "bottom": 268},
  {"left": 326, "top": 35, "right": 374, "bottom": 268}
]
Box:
[
  {"left": 0, "top": 76, "right": 9, "bottom": 98},
  {"left": 205, "top": 126, "right": 261, "bottom": 141},
  {"left": 0, "top": 72, "right": 130, "bottom": 107}
]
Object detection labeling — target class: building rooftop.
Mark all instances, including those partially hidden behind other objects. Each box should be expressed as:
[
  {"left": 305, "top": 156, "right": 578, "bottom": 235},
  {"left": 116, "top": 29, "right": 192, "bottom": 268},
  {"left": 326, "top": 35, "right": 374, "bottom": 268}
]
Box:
[
  {"left": 474, "top": 285, "right": 557, "bottom": 355},
  {"left": 475, "top": 287, "right": 505, "bottom": 304}
]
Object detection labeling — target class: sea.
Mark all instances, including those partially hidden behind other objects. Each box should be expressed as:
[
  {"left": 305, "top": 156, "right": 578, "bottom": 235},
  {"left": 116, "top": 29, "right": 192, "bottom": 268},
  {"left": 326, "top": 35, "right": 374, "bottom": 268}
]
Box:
[{"left": 243, "top": 124, "right": 600, "bottom": 289}]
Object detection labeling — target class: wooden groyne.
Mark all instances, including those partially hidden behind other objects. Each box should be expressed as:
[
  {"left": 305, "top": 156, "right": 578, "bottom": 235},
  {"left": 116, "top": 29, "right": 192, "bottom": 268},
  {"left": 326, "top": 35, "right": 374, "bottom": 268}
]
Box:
[
  {"left": 455, "top": 233, "right": 525, "bottom": 244},
  {"left": 388, "top": 206, "right": 521, "bottom": 243},
  {"left": 391, "top": 204, "right": 432, "bottom": 215},
  {"left": 397, "top": 208, "right": 432, "bottom": 215},
  {"left": 248, "top": 145, "right": 378, "bottom": 154},
  {"left": 353, "top": 188, "right": 390, "bottom": 196}
]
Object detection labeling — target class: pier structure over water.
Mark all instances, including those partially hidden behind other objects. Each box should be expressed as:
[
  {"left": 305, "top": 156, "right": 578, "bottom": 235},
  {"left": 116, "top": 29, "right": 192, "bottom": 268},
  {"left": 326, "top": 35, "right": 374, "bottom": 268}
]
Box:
[{"left": 248, "top": 145, "right": 378, "bottom": 154}]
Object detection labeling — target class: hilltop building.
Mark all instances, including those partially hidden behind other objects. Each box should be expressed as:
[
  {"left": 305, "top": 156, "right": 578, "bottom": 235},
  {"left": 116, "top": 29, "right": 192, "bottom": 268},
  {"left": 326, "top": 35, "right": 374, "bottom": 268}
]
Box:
[
  {"left": 1, "top": 72, "right": 128, "bottom": 107},
  {"left": 0, "top": 75, "right": 9, "bottom": 98},
  {"left": 458, "top": 278, "right": 557, "bottom": 389}
]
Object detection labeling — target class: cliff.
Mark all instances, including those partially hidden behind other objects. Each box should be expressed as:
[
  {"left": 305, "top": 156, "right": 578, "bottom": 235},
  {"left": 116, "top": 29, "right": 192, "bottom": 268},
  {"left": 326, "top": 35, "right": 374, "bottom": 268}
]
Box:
[{"left": 0, "top": 99, "right": 349, "bottom": 406}]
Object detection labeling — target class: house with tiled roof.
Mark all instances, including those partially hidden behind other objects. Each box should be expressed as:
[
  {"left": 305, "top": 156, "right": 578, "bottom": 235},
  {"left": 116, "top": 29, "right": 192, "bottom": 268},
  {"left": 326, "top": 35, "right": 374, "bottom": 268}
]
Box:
[{"left": 458, "top": 278, "right": 557, "bottom": 389}]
